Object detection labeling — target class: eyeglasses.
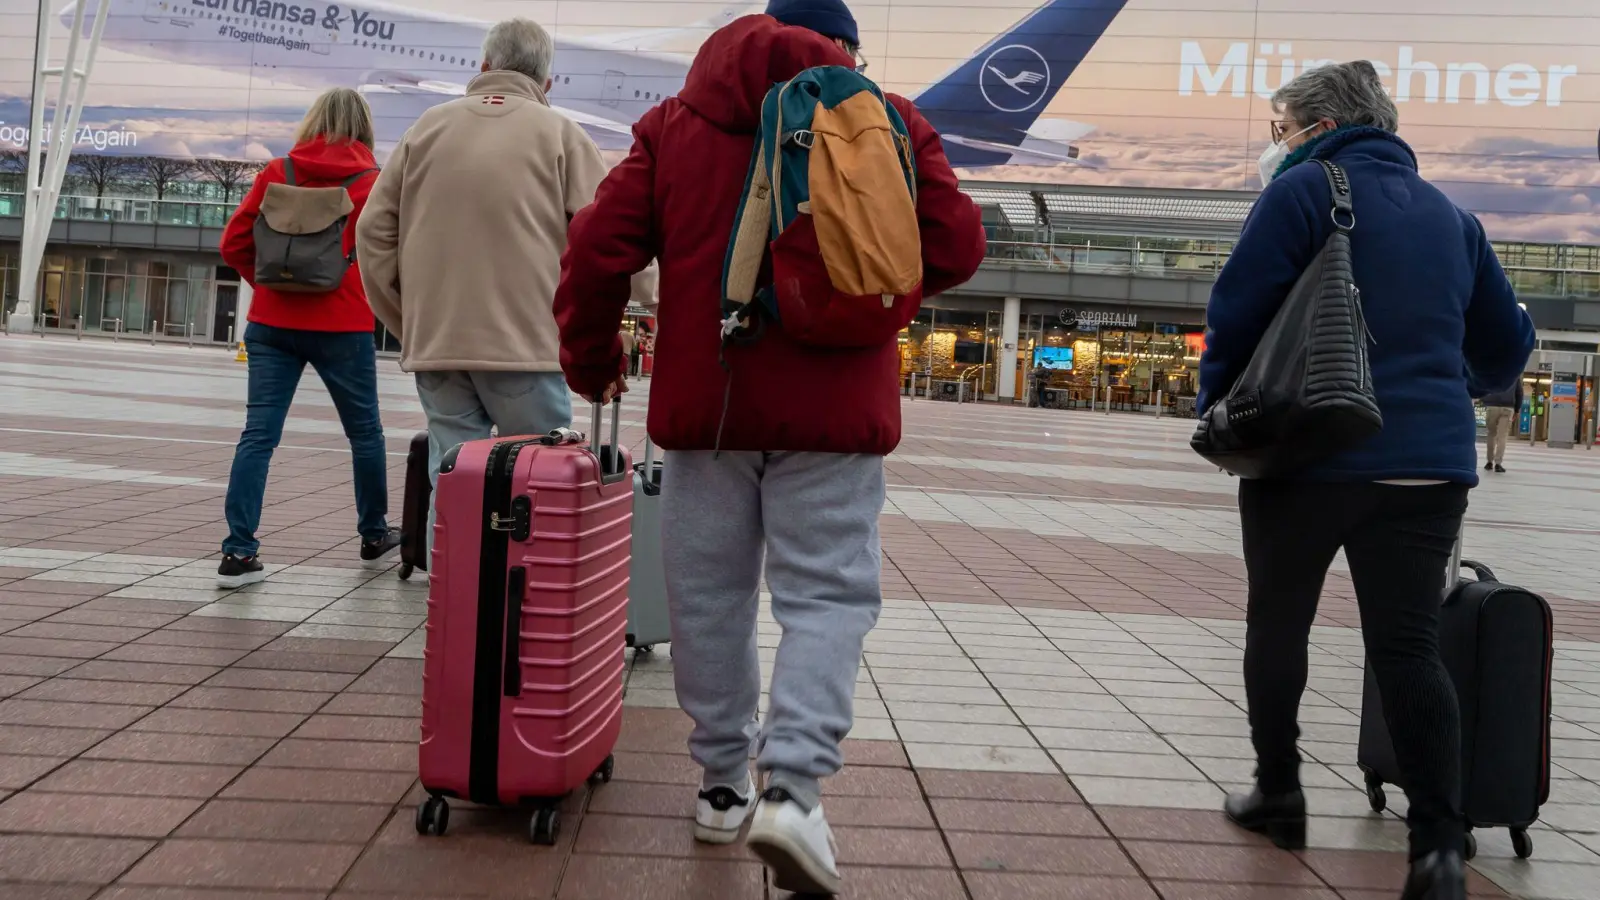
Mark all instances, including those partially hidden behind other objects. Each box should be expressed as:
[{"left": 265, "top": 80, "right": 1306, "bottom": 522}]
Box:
[{"left": 846, "top": 43, "right": 868, "bottom": 73}]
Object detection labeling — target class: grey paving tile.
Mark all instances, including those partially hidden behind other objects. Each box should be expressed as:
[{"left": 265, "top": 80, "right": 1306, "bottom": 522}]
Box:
[
  {"left": 1070, "top": 776, "right": 1226, "bottom": 810},
  {"left": 904, "top": 742, "right": 1058, "bottom": 773},
  {"left": 1048, "top": 750, "right": 1204, "bottom": 780}
]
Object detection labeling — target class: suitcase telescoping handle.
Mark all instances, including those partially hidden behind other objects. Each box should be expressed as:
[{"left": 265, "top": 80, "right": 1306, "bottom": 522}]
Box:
[
  {"left": 1446, "top": 522, "right": 1496, "bottom": 589},
  {"left": 589, "top": 399, "right": 628, "bottom": 485},
  {"left": 1448, "top": 525, "right": 1464, "bottom": 589}
]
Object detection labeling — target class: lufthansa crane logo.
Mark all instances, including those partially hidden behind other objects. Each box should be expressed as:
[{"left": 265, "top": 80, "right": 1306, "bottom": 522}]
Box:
[{"left": 980, "top": 44, "right": 1051, "bottom": 114}]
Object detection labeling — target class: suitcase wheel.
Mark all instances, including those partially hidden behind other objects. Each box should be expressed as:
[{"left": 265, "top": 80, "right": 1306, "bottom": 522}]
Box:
[
  {"left": 1363, "top": 774, "right": 1387, "bottom": 813},
  {"left": 1463, "top": 831, "right": 1477, "bottom": 861},
  {"left": 634, "top": 644, "right": 655, "bottom": 655},
  {"left": 588, "top": 754, "right": 615, "bottom": 787},
  {"left": 530, "top": 807, "right": 561, "bottom": 846},
  {"left": 415, "top": 796, "right": 449, "bottom": 837},
  {"left": 398, "top": 563, "right": 414, "bottom": 581},
  {"left": 1511, "top": 827, "right": 1533, "bottom": 859}
]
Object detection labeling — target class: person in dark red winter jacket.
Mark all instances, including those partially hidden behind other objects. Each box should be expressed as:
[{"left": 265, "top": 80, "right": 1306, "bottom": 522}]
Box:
[
  {"left": 553, "top": 3, "right": 985, "bottom": 892},
  {"left": 215, "top": 88, "right": 399, "bottom": 589}
]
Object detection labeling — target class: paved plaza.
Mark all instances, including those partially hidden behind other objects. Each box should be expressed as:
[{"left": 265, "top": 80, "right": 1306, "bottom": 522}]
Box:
[{"left": 0, "top": 335, "right": 1597, "bottom": 899}]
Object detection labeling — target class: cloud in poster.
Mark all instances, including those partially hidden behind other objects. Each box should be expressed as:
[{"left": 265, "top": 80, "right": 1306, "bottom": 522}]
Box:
[
  {"left": 968, "top": 129, "right": 1600, "bottom": 244},
  {"left": 0, "top": 96, "right": 302, "bottom": 159}
]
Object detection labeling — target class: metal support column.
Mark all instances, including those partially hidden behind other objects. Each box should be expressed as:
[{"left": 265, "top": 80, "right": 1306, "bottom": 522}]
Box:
[{"left": 8, "top": 0, "right": 112, "bottom": 335}]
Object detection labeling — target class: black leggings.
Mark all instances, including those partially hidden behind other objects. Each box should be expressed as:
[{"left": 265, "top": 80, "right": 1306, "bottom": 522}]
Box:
[{"left": 1239, "top": 480, "right": 1468, "bottom": 859}]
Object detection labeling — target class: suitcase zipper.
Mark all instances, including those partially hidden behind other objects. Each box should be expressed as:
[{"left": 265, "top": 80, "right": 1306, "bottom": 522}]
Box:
[{"left": 467, "top": 438, "right": 537, "bottom": 806}]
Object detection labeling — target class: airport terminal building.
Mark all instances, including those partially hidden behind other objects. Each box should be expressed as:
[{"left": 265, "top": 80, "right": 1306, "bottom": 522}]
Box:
[
  {"left": 3, "top": 177, "right": 1598, "bottom": 446},
  {"left": 1, "top": 0, "right": 1597, "bottom": 444}
]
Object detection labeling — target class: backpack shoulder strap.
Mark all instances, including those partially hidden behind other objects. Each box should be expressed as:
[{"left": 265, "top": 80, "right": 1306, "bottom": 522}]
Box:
[
  {"left": 341, "top": 167, "right": 378, "bottom": 188},
  {"left": 1315, "top": 159, "right": 1353, "bottom": 232},
  {"left": 722, "top": 85, "right": 784, "bottom": 331},
  {"left": 282, "top": 157, "right": 296, "bottom": 186},
  {"left": 724, "top": 145, "right": 773, "bottom": 311}
]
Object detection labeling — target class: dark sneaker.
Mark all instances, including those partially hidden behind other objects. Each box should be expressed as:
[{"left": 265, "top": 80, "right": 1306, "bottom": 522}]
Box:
[
  {"left": 216, "top": 554, "right": 266, "bottom": 589},
  {"left": 1484, "top": 462, "right": 1493, "bottom": 471},
  {"left": 1494, "top": 464, "right": 1506, "bottom": 474},
  {"left": 360, "top": 527, "right": 403, "bottom": 565}
]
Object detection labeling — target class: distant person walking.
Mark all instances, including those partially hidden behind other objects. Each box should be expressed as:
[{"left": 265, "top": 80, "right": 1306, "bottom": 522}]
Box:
[
  {"left": 215, "top": 87, "right": 397, "bottom": 589},
  {"left": 1028, "top": 363, "right": 1050, "bottom": 408},
  {"left": 357, "top": 17, "right": 651, "bottom": 552},
  {"left": 1482, "top": 380, "right": 1523, "bottom": 473}
]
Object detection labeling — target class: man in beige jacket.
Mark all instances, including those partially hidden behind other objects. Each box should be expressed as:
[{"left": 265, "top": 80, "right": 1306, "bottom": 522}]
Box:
[{"left": 358, "top": 17, "right": 650, "bottom": 549}]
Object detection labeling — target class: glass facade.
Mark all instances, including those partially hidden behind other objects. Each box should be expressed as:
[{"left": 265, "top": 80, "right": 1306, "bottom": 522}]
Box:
[
  {"left": 1, "top": 249, "right": 218, "bottom": 339},
  {"left": 896, "top": 303, "right": 1206, "bottom": 408}
]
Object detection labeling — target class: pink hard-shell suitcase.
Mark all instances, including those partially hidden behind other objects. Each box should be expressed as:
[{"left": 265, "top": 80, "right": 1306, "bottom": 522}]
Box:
[{"left": 415, "top": 401, "right": 632, "bottom": 845}]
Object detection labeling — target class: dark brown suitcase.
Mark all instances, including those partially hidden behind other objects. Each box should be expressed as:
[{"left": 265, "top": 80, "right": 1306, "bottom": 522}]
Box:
[{"left": 399, "top": 431, "right": 431, "bottom": 580}]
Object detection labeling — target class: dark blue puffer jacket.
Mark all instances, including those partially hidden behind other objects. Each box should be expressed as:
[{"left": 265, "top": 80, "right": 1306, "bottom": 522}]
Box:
[{"left": 1197, "top": 127, "right": 1535, "bottom": 486}]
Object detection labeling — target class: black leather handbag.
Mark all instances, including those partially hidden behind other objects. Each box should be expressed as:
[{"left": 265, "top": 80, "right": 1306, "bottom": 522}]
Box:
[{"left": 1191, "top": 160, "right": 1382, "bottom": 478}]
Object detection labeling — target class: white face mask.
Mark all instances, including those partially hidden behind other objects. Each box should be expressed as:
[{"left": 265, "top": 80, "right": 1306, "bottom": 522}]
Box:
[{"left": 1257, "top": 123, "right": 1318, "bottom": 186}]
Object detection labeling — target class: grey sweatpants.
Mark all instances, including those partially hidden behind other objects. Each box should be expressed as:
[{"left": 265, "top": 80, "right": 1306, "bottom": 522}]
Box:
[{"left": 661, "top": 450, "right": 884, "bottom": 809}]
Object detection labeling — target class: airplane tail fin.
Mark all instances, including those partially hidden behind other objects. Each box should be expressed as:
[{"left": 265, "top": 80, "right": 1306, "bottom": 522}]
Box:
[{"left": 913, "top": 0, "right": 1127, "bottom": 146}]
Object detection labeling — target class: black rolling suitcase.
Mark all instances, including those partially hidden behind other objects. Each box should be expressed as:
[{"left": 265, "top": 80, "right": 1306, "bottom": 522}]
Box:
[
  {"left": 1357, "top": 536, "right": 1553, "bottom": 861},
  {"left": 398, "top": 432, "right": 431, "bottom": 580}
]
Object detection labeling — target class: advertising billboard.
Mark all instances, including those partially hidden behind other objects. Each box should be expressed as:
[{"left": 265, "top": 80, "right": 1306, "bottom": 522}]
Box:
[{"left": 0, "top": 0, "right": 1595, "bottom": 241}]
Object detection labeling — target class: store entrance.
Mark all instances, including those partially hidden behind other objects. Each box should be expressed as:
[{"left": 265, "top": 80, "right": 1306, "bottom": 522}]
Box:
[{"left": 212, "top": 284, "right": 239, "bottom": 344}]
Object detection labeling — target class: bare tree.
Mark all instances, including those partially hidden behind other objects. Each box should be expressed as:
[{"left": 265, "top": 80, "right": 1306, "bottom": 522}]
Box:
[
  {"left": 68, "top": 153, "right": 136, "bottom": 198},
  {"left": 194, "top": 158, "right": 261, "bottom": 204},
  {"left": 133, "top": 156, "right": 197, "bottom": 200}
]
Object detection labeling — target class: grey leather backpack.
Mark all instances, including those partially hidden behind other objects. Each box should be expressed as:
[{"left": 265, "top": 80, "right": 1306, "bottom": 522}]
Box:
[{"left": 252, "top": 158, "right": 376, "bottom": 293}]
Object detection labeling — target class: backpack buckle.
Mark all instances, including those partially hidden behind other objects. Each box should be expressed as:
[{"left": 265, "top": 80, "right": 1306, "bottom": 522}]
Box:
[{"left": 783, "top": 130, "right": 815, "bottom": 150}]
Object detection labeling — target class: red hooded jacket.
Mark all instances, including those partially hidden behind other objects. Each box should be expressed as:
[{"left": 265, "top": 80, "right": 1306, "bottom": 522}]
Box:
[
  {"left": 554, "top": 16, "right": 986, "bottom": 456},
  {"left": 219, "top": 137, "right": 380, "bottom": 333}
]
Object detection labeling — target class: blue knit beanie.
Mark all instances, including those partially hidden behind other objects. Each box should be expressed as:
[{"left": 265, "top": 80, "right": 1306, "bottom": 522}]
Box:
[{"left": 765, "top": 0, "right": 859, "bottom": 46}]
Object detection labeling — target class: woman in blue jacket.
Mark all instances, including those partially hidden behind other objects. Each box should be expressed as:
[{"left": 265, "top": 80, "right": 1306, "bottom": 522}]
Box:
[{"left": 1198, "top": 61, "right": 1534, "bottom": 900}]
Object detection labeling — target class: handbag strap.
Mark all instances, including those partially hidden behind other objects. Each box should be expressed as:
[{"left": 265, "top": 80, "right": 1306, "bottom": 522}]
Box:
[{"left": 1316, "top": 160, "right": 1354, "bottom": 233}]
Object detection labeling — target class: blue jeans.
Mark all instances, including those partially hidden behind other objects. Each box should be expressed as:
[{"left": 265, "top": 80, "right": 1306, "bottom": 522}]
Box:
[
  {"left": 414, "top": 370, "right": 573, "bottom": 555},
  {"left": 222, "top": 322, "right": 390, "bottom": 558}
]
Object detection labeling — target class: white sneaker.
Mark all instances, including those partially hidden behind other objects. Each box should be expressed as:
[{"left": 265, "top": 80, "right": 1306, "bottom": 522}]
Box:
[
  {"left": 694, "top": 773, "right": 756, "bottom": 844},
  {"left": 745, "top": 787, "right": 840, "bottom": 895}
]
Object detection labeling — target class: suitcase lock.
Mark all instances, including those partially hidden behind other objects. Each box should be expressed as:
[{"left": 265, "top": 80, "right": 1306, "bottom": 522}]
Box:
[{"left": 488, "top": 496, "right": 532, "bottom": 542}]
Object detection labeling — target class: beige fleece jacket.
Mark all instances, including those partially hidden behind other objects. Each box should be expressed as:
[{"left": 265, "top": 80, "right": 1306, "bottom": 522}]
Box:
[{"left": 358, "top": 70, "right": 652, "bottom": 371}]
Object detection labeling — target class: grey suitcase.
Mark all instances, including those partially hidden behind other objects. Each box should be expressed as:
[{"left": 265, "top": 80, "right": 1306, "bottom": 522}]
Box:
[{"left": 627, "top": 438, "right": 671, "bottom": 651}]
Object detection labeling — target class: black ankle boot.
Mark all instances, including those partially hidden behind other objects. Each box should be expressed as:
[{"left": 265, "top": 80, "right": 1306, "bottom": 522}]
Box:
[
  {"left": 1223, "top": 786, "right": 1307, "bottom": 849},
  {"left": 1400, "top": 850, "right": 1466, "bottom": 900}
]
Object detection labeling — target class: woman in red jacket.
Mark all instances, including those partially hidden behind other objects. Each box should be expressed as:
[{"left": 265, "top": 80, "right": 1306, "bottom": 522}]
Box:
[{"left": 215, "top": 87, "right": 398, "bottom": 588}]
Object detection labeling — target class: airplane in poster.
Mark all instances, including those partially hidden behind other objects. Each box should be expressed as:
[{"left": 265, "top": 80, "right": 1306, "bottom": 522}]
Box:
[{"left": 64, "top": 0, "right": 1127, "bottom": 166}]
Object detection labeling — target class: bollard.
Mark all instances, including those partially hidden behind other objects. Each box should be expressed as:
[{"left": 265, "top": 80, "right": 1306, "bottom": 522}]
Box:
[
  {"left": 187, "top": 322, "right": 194, "bottom": 348},
  {"left": 150, "top": 320, "right": 157, "bottom": 345},
  {"left": 1104, "top": 383, "right": 1112, "bottom": 415},
  {"left": 112, "top": 318, "right": 121, "bottom": 342},
  {"left": 1156, "top": 389, "right": 1164, "bottom": 418}
]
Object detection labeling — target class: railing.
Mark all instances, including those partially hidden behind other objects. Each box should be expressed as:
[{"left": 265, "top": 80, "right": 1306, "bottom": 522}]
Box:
[
  {"left": 0, "top": 190, "right": 1594, "bottom": 297},
  {"left": 984, "top": 239, "right": 1600, "bottom": 298},
  {"left": 0, "top": 192, "right": 233, "bottom": 228}
]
